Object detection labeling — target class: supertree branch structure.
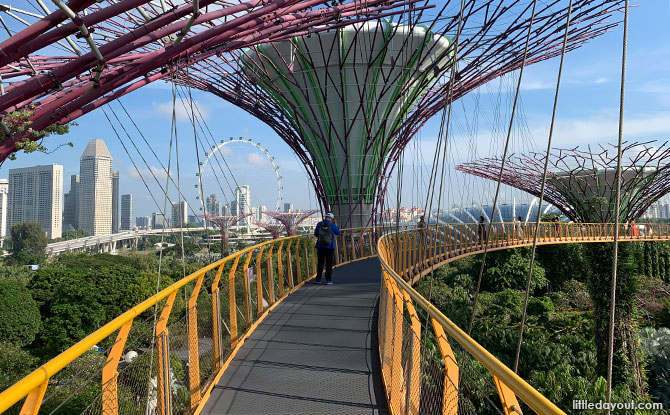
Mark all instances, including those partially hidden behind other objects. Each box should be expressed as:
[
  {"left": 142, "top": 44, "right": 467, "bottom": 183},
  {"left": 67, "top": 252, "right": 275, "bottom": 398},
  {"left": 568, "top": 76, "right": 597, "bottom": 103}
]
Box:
[
  {"left": 263, "top": 210, "right": 319, "bottom": 236},
  {"left": 182, "top": 0, "right": 623, "bottom": 227},
  {"left": 0, "top": 0, "right": 413, "bottom": 161},
  {"left": 456, "top": 141, "right": 670, "bottom": 223},
  {"left": 197, "top": 213, "right": 252, "bottom": 255},
  {"left": 254, "top": 220, "right": 285, "bottom": 239}
]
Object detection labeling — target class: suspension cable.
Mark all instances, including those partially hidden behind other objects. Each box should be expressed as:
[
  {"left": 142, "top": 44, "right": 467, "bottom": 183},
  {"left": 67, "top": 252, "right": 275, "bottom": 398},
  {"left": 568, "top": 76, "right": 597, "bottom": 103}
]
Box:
[
  {"left": 607, "top": 0, "right": 630, "bottom": 409},
  {"left": 513, "top": 0, "right": 574, "bottom": 373},
  {"left": 468, "top": 0, "right": 539, "bottom": 336}
]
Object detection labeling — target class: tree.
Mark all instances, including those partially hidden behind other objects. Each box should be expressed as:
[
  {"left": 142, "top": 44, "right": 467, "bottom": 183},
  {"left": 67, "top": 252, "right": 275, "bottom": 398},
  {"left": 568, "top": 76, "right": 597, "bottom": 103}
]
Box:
[
  {"left": 10, "top": 221, "right": 47, "bottom": 264},
  {"left": 41, "top": 277, "right": 105, "bottom": 354},
  {"left": 476, "top": 248, "right": 547, "bottom": 293},
  {"left": 584, "top": 242, "right": 644, "bottom": 394},
  {"left": 0, "top": 280, "right": 41, "bottom": 347},
  {"left": 0, "top": 342, "right": 39, "bottom": 392}
]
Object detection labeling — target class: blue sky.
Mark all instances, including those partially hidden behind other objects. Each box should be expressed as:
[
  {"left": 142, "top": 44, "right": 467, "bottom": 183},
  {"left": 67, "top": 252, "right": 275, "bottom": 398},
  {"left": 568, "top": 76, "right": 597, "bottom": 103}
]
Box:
[{"left": 1, "top": 1, "right": 669, "bottom": 219}]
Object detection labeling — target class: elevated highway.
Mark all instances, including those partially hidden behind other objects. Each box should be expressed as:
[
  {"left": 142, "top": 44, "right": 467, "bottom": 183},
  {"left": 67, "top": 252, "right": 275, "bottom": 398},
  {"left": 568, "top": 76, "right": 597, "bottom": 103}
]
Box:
[{"left": 1, "top": 222, "right": 668, "bottom": 415}]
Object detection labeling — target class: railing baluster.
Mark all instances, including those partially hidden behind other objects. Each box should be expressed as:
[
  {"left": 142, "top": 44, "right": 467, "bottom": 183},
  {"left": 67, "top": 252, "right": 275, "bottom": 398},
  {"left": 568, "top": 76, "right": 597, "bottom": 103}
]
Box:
[
  {"left": 187, "top": 274, "right": 205, "bottom": 411},
  {"left": 19, "top": 381, "right": 48, "bottom": 415},
  {"left": 267, "top": 245, "right": 275, "bottom": 305},
  {"left": 431, "top": 318, "right": 459, "bottom": 415},
  {"left": 256, "top": 246, "right": 265, "bottom": 315},
  {"left": 493, "top": 375, "right": 523, "bottom": 415},
  {"left": 211, "top": 263, "right": 225, "bottom": 371},
  {"left": 156, "top": 290, "right": 177, "bottom": 415},
  {"left": 101, "top": 320, "right": 133, "bottom": 415},
  {"left": 277, "top": 240, "right": 285, "bottom": 297},
  {"left": 228, "top": 257, "right": 241, "bottom": 349}
]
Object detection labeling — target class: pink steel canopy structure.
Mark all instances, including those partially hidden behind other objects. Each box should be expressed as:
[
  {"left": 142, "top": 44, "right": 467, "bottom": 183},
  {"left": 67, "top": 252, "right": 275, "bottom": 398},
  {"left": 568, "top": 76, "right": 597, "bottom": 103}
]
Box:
[
  {"left": 181, "top": 0, "right": 624, "bottom": 227},
  {"left": 254, "top": 220, "right": 285, "bottom": 239},
  {"left": 197, "top": 212, "right": 252, "bottom": 255},
  {"left": 263, "top": 210, "right": 318, "bottom": 236},
  {"left": 0, "top": 0, "right": 412, "bottom": 160},
  {"left": 456, "top": 141, "right": 670, "bottom": 223}
]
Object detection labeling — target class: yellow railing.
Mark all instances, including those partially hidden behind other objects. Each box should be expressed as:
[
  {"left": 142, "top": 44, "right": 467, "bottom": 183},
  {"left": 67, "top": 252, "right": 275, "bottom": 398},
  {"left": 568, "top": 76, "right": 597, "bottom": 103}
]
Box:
[
  {"left": 376, "top": 221, "right": 670, "bottom": 415},
  {"left": 0, "top": 227, "right": 377, "bottom": 415}
]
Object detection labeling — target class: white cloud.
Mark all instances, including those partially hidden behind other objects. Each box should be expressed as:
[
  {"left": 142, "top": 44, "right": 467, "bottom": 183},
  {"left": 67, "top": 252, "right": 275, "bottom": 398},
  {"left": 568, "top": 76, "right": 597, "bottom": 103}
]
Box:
[
  {"left": 126, "top": 165, "right": 170, "bottom": 181},
  {"left": 521, "top": 80, "right": 553, "bottom": 91},
  {"left": 152, "top": 98, "right": 210, "bottom": 122},
  {"left": 246, "top": 153, "right": 272, "bottom": 168},
  {"left": 594, "top": 77, "right": 608, "bottom": 84},
  {"left": 528, "top": 111, "right": 670, "bottom": 147}
]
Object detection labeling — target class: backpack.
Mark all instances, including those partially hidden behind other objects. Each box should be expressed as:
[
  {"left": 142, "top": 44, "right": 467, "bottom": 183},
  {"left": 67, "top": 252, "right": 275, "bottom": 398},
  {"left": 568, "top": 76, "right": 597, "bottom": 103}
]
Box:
[{"left": 317, "top": 222, "right": 333, "bottom": 246}]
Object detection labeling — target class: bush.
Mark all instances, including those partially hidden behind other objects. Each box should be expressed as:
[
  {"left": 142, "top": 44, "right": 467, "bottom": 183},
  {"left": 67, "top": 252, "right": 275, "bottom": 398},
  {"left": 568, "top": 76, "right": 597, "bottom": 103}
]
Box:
[
  {"left": 0, "top": 280, "right": 41, "bottom": 347},
  {"left": 561, "top": 279, "right": 592, "bottom": 310}
]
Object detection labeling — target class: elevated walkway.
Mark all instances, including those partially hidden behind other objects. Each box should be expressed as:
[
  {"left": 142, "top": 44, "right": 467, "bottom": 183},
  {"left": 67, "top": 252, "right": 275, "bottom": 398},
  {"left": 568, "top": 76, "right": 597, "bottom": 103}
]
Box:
[{"left": 201, "top": 258, "right": 388, "bottom": 414}]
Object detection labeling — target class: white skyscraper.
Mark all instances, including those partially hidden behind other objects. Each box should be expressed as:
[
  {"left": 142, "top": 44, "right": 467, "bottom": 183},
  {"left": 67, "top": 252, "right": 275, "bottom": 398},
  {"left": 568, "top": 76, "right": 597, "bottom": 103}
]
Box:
[
  {"left": 111, "top": 171, "right": 119, "bottom": 233},
  {"left": 236, "top": 185, "right": 251, "bottom": 227},
  {"left": 78, "top": 139, "right": 113, "bottom": 236},
  {"left": 7, "top": 164, "right": 63, "bottom": 239},
  {"left": 171, "top": 201, "right": 188, "bottom": 228},
  {"left": 121, "top": 194, "right": 133, "bottom": 230},
  {"left": 0, "top": 179, "right": 8, "bottom": 241},
  {"left": 259, "top": 205, "right": 267, "bottom": 221}
]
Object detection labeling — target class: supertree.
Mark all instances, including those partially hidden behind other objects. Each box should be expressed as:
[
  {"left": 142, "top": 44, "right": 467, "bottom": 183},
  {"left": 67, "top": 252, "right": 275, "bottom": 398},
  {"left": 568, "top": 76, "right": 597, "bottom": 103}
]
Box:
[
  {"left": 0, "top": 0, "right": 411, "bottom": 160},
  {"left": 254, "top": 220, "right": 285, "bottom": 239},
  {"left": 263, "top": 210, "right": 318, "bottom": 236},
  {"left": 456, "top": 141, "right": 670, "bottom": 223},
  {"left": 197, "top": 213, "right": 252, "bottom": 256},
  {"left": 457, "top": 141, "right": 670, "bottom": 393},
  {"left": 182, "top": 0, "right": 623, "bottom": 227}
]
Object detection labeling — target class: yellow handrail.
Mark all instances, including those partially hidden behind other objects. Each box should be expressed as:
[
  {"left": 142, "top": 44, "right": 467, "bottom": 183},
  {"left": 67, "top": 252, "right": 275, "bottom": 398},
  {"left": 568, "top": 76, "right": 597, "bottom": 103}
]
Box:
[
  {"left": 0, "top": 227, "right": 377, "bottom": 415},
  {"left": 376, "top": 221, "right": 670, "bottom": 415}
]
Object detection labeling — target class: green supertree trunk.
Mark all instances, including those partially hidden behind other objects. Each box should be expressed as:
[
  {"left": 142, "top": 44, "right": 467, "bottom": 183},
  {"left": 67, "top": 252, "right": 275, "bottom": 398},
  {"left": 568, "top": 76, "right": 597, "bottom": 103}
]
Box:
[{"left": 584, "top": 242, "right": 645, "bottom": 394}]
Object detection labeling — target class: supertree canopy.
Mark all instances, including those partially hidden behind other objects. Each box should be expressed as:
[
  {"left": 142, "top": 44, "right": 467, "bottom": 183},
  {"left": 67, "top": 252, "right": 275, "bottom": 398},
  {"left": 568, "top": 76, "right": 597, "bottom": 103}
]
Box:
[
  {"left": 263, "top": 210, "right": 318, "bottom": 236},
  {"left": 254, "top": 220, "right": 285, "bottom": 239},
  {"left": 0, "top": 0, "right": 410, "bottom": 160},
  {"left": 183, "top": 0, "right": 623, "bottom": 227},
  {"left": 198, "top": 213, "right": 252, "bottom": 255},
  {"left": 456, "top": 141, "right": 670, "bottom": 223}
]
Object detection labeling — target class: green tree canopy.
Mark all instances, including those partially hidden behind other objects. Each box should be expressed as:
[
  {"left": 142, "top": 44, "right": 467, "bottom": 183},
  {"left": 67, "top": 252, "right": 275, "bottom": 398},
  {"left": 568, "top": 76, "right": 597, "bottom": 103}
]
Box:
[
  {"left": 0, "top": 280, "right": 42, "bottom": 347},
  {"left": 10, "top": 221, "right": 48, "bottom": 264}
]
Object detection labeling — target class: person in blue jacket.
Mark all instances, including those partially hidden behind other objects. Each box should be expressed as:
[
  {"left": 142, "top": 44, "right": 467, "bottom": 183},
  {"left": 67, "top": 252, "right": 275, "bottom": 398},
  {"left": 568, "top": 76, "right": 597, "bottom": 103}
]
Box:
[{"left": 313, "top": 212, "right": 340, "bottom": 285}]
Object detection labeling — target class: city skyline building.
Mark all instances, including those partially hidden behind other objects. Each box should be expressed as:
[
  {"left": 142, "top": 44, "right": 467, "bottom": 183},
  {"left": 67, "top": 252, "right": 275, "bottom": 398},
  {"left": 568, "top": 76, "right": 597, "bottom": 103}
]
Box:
[
  {"left": 235, "top": 185, "right": 251, "bottom": 227},
  {"left": 206, "top": 194, "right": 221, "bottom": 215},
  {"left": 78, "top": 139, "right": 113, "bottom": 236},
  {"left": 283, "top": 202, "right": 293, "bottom": 213},
  {"left": 7, "top": 164, "right": 63, "bottom": 239},
  {"left": 0, "top": 179, "right": 7, "bottom": 241},
  {"left": 171, "top": 201, "right": 188, "bottom": 228},
  {"left": 63, "top": 174, "right": 79, "bottom": 230},
  {"left": 111, "top": 171, "right": 119, "bottom": 233},
  {"left": 136, "top": 216, "right": 150, "bottom": 229},
  {"left": 152, "top": 212, "right": 167, "bottom": 229},
  {"left": 121, "top": 194, "right": 132, "bottom": 231}
]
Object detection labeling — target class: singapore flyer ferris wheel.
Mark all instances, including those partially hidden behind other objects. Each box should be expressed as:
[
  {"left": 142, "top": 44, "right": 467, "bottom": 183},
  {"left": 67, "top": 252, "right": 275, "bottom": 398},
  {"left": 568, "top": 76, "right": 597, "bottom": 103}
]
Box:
[{"left": 195, "top": 137, "right": 283, "bottom": 212}]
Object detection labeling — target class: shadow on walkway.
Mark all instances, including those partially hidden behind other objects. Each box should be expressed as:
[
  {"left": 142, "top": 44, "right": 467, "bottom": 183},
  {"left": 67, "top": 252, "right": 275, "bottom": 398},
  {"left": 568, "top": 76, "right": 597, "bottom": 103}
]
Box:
[{"left": 202, "top": 258, "right": 389, "bottom": 415}]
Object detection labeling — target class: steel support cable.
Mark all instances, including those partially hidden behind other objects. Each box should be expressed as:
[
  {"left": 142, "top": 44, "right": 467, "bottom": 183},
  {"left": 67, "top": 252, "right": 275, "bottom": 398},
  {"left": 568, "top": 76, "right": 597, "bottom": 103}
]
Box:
[
  {"left": 146, "top": 65, "right": 179, "bottom": 412},
  {"left": 417, "top": 0, "right": 466, "bottom": 350},
  {"left": 607, "top": 0, "right": 629, "bottom": 410},
  {"left": 513, "top": 0, "right": 574, "bottom": 374},
  {"left": 174, "top": 85, "right": 239, "bottom": 202},
  {"left": 187, "top": 64, "right": 212, "bottom": 263},
  {"left": 468, "top": 0, "right": 539, "bottom": 336},
  {"left": 106, "top": 103, "right": 203, "bottom": 243}
]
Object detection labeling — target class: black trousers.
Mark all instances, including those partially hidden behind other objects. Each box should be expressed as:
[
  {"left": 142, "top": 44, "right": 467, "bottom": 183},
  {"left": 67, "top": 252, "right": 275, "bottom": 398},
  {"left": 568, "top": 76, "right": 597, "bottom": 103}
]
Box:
[{"left": 316, "top": 248, "right": 334, "bottom": 282}]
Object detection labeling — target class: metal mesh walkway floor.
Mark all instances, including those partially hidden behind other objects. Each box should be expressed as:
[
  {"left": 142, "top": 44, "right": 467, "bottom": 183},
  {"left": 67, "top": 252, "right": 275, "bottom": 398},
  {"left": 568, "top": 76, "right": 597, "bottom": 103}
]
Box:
[{"left": 201, "top": 258, "right": 388, "bottom": 415}]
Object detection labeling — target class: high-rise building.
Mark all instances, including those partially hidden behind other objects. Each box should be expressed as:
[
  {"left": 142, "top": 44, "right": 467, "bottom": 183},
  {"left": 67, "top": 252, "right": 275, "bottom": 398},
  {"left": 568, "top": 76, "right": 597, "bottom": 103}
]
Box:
[
  {"left": 111, "top": 171, "right": 119, "bottom": 233},
  {"left": 136, "top": 216, "right": 150, "bottom": 229},
  {"left": 258, "top": 205, "right": 267, "bottom": 221},
  {"left": 206, "top": 194, "right": 221, "bottom": 215},
  {"left": 236, "top": 185, "right": 251, "bottom": 226},
  {"left": 78, "top": 139, "right": 113, "bottom": 236},
  {"left": 152, "top": 212, "right": 167, "bottom": 229},
  {"left": 188, "top": 214, "right": 203, "bottom": 226},
  {"left": 63, "top": 174, "right": 79, "bottom": 230},
  {"left": 222, "top": 203, "right": 231, "bottom": 216},
  {"left": 0, "top": 179, "right": 8, "bottom": 241},
  {"left": 8, "top": 164, "right": 63, "bottom": 239},
  {"left": 284, "top": 202, "right": 293, "bottom": 212},
  {"left": 171, "top": 201, "right": 188, "bottom": 228},
  {"left": 121, "top": 194, "right": 132, "bottom": 230}
]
